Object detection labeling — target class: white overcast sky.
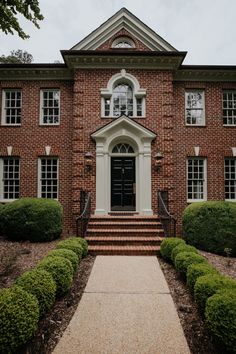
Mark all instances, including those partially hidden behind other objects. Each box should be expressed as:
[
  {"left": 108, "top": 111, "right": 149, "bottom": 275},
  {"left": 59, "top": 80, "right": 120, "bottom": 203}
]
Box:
[{"left": 0, "top": 0, "right": 235, "bottom": 65}]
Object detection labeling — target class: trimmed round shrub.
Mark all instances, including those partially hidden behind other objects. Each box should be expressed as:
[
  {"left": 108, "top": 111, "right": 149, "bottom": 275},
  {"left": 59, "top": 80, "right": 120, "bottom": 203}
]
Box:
[
  {"left": 194, "top": 274, "right": 236, "bottom": 311},
  {"left": 186, "top": 263, "right": 219, "bottom": 292},
  {"left": 0, "top": 285, "right": 39, "bottom": 353},
  {"left": 15, "top": 269, "right": 56, "bottom": 316},
  {"left": 183, "top": 201, "right": 236, "bottom": 256},
  {"left": 171, "top": 243, "right": 198, "bottom": 263},
  {"left": 160, "top": 237, "right": 185, "bottom": 262},
  {"left": 56, "top": 238, "right": 84, "bottom": 258},
  {"left": 37, "top": 256, "right": 73, "bottom": 297},
  {"left": 0, "top": 203, "right": 4, "bottom": 235},
  {"left": 205, "top": 289, "right": 236, "bottom": 353},
  {"left": 1, "top": 198, "right": 63, "bottom": 242},
  {"left": 174, "top": 251, "right": 207, "bottom": 275},
  {"left": 47, "top": 249, "right": 79, "bottom": 273},
  {"left": 76, "top": 237, "right": 88, "bottom": 257}
]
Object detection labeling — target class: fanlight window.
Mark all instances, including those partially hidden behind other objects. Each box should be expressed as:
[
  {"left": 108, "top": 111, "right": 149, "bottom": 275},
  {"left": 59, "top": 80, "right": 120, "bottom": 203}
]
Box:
[
  {"left": 112, "top": 37, "right": 135, "bottom": 49},
  {"left": 113, "top": 84, "right": 133, "bottom": 117},
  {"left": 112, "top": 143, "right": 134, "bottom": 154}
]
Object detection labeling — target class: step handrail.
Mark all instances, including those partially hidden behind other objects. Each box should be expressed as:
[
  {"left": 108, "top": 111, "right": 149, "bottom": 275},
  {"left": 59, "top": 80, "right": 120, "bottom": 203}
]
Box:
[
  {"left": 76, "top": 191, "right": 91, "bottom": 238},
  {"left": 157, "top": 191, "right": 176, "bottom": 238}
]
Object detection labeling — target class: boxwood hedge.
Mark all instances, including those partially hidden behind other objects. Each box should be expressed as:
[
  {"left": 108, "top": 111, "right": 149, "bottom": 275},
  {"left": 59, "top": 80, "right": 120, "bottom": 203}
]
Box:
[
  {"left": 47, "top": 249, "right": 79, "bottom": 274},
  {"left": 1, "top": 198, "right": 63, "bottom": 242},
  {"left": 186, "top": 263, "right": 219, "bottom": 292},
  {"left": 0, "top": 286, "right": 39, "bottom": 353},
  {"left": 56, "top": 238, "right": 84, "bottom": 258},
  {"left": 171, "top": 243, "right": 198, "bottom": 263},
  {"left": 15, "top": 269, "right": 56, "bottom": 316},
  {"left": 183, "top": 201, "right": 236, "bottom": 256},
  {"left": 37, "top": 256, "right": 73, "bottom": 297},
  {"left": 174, "top": 251, "right": 207, "bottom": 275},
  {"left": 205, "top": 289, "right": 236, "bottom": 353},
  {"left": 160, "top": 237, "right": 185, "bottom": 262}
]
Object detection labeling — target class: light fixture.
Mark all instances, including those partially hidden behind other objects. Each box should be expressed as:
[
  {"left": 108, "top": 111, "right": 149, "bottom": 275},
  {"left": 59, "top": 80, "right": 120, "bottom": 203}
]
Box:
[
  {"left": 84, "top": 152, "right": 94, "bottom": 172},
  {"left": 154, "top": 152, "right": 164, "bottom": 172}
]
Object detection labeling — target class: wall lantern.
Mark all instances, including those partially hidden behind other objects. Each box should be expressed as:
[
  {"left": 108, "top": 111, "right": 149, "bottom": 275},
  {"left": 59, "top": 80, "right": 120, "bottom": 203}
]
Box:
[
  {"left": 84, "top": 152, "right": 94, "bottom": 172},
  {"left": 154, "top": 152, "right": 164, "bottom": 172}
]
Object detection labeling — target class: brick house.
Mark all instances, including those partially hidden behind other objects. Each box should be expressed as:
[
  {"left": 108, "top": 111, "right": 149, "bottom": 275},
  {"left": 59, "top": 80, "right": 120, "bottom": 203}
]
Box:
[{"left": 0, "top": 8, "right": 236, "bottom": 252}]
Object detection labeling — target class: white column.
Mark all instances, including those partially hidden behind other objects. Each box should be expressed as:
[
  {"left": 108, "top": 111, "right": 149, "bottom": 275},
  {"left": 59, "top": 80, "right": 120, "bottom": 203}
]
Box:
[
  {"left": 139, "top": 141, "right": 153, "bottom": 215},
  {"left": 95, "top": 141, "right": 107, "bottom": 215}
]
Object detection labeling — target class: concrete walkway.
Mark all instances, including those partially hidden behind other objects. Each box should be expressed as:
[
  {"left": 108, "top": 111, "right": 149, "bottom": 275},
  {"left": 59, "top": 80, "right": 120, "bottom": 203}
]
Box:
[{"left": 53, "top": 256, "right": 190, "bottom": 354}]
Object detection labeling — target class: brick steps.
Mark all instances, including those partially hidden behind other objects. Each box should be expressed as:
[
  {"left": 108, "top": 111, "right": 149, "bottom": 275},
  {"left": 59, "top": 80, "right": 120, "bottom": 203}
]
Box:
[
  {"left": 86, "top": 214, "right": 165, "bottom": 255},
  {"left": 88, "top": 245, "right": 160, "bottom": 256}
]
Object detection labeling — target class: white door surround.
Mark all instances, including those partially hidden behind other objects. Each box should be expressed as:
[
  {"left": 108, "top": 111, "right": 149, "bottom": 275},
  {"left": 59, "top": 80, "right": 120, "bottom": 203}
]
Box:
[{"left": 91, "top": 115, "right": 156, "bottom": 215}]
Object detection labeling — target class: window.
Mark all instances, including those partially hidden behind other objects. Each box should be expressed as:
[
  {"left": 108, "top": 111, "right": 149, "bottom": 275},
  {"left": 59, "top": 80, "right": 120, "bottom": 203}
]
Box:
[
  {"left": 113, "top": 84, "right": 133, "bottom": 117},
  {"left": 38, "top": 158, "right": 59, "bottom": 199},
  {"left": 1, "top": 90, "right": 22, "bottom": 125},
  {"left": 40, "top": 90, "right": 60, "bottom": 125},
  {"left": 185, "top": 91, "right": 205, "bottom": 125},
  {"left": 112, "top": 37, "right": 135, "bottom": 48},
  {"left": 0, "top": 157, "right": 20, "bottom": 200},
  {"left": 187, "top": 158, "right": 207, "bottom": 201},
  {"left": 225, "top": 158, "right": 236, "bottom": 200},
  {"left": 112, "top": 143, "right": 134, "bottom": 153},
  {"left": 223, "top": 91, "right": 236, "bottom": 125}
]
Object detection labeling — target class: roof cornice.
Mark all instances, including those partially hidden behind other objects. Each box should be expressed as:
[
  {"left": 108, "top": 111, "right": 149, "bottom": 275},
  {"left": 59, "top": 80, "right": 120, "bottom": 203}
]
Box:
[
  {"left": 61, "top": 50, "right": 187, "bottom": 70},
  {"left": 174, "top": 65, "right": 236, "bottom": 82}
]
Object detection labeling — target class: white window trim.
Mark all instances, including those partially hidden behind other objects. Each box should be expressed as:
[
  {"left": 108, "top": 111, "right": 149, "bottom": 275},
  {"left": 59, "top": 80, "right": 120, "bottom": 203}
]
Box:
[
  {"left": 224, "top": 158, "right": 236, "bottom": 201},
  {"left": 185, "top": 90, "right": 205, "bottom": 126},
  {"left": 38, "top": 157, "right": 59, "bottom": 199},
  {"left": 101, "top": 70, "right": 146, "bottom": 118},
  {"left": 111, "top": 37, "right": 135, "bottom": 48},
  {"left": 39, "top": 89, "right": 60, "bottom": 126},
  {"left": 0, "top": 157, "right": 20, "bottom": 202},
  {"left": 1, "top": 89, "right": 22, "bottom": 126},
  {"left": 222, "top": 90, "right": 236, "bottom": 127},
  {"left": 187, "top": 158, "right": 207, "bottom": 203}
]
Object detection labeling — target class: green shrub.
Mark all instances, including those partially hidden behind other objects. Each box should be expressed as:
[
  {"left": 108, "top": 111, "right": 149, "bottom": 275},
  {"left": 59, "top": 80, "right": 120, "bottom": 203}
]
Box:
[
  {"left": 76, "top": 237, "right": 88, "bottom": 257},
  {"left": 15, "top": 269, "right": 56, "bottom": 316},
  {"left": 171, "top": 243, "right": 198, "bottom": 263},
  {"left": 0, "top": 285, "right": 39, "bottom": 353},
  {"left": 183, "top": 201, "right": 236, "bottom": 256},
  {"left": 56, "top": 238, "right": 84, "bottom": 258},
  {"left": 194, "top": 274, "right": 236, "bottom": 311},
  {"left": 160, "top": 237, "right": 185, "bottom": 262},
  {"left": 0, "top": 203, "right": 4, "bottom": 235},
  {"left": 37, "top": 256, "right": 73, "bottom": 297},
  {"left": 205, "top": 289, "right": 236, "bottom": 353},
  {"left": 186, "top": 263, "right": 218, "bottom": 292},
  {"left": 1, "top": 198, "right": 63, "bottom": 242},
  {"left": 174, "top": 251, "right": 207, "bottom": 275},
  {"left": 47, "top": 249, "right": 79, "bottom": 273}
]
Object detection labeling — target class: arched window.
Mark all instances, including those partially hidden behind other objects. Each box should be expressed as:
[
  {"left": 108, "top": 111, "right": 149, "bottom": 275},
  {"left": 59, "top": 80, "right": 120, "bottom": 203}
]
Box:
[
  {"left": 112, "top": 143, "right": 134, "bottom": 154},
  {"left": 101, "top": 70, "right": 146, "bottom": 118},
  {"left": 112, "top": 37, "right": 135, "bottom": 49}
]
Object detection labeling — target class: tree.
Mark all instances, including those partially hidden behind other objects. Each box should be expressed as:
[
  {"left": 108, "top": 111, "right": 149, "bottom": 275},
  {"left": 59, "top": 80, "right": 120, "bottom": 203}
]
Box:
[
  {"left": 0, "top": 0, "right": 44, "bottom": 39},
  {"left": 0, "top": 50, "right": 33, "bottom": 63}
]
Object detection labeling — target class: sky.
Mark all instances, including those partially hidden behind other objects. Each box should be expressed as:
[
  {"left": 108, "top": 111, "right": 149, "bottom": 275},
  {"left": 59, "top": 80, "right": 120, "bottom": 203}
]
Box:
[{"left": 0, "top": 0, "right": 235, "bottom": 65}]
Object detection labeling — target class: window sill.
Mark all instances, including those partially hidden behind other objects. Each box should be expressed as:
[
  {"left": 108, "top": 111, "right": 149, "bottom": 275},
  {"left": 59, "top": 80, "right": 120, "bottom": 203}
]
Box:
[
  {"left": 39, "top": 123, "right": 60, "bottom": 126},
  {"left": 223, "top": 124, "right": 236, "bottom": 127},
  {"left": 225, "top": 199, "right": 236, "bottom": 202},
  {"left": 1, "top": 124, "right": 21, "bottom": 127},
  {"left": 187, "top": 199, "right": 207, "bottom": 203},
  {"left": 0, "top": 199, "right": 18, "bottom": 203},
  {"left": 185, "top": 124, "right": 206, "bottom": 127}
]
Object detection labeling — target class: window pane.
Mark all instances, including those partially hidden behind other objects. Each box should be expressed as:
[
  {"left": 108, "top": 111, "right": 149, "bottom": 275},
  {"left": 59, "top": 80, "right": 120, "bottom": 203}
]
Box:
[
  {"left": 185, "top": 91, "right": 204, "bottom": 125},
  {"left": 40, "top": 158, "right": 58, "bottom": 199},
  {"left": 41, "top": 90, "right": 60, "bottom": 124},
  {"left": 187, "top": 158, "right": 205, "bottom": 200},
  {"left": 3, "top": 90, "right": 22, "bottom": 124},
  {"left": 2, "top": 158, "right": 20, "bottom": 199}
]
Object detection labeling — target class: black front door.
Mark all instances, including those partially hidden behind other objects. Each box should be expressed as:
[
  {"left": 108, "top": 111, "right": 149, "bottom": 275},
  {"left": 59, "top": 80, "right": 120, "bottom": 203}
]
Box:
[{"left": 111, "top": 157, "right": 135, "bottom": 211}]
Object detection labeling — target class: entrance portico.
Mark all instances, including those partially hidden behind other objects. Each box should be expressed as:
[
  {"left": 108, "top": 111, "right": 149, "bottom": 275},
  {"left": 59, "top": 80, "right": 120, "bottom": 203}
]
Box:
[{"left": 91, "top": 116, "right": 156, "bottom": 215}]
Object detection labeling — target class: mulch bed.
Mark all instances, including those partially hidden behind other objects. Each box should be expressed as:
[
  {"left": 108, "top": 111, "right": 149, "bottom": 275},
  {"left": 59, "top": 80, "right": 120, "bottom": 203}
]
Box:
[{"left": 158, "top": 253, "right": 235, "bottom": 354}]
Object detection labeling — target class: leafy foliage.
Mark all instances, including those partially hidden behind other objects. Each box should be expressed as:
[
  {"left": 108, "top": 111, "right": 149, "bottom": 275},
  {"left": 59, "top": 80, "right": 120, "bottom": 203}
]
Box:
[
  {"left": 1, "top": 198, "right": 63, "bottom": 242},
  {"left": 0, "top": 50, "right": 33, "bottom": 63},
  {"left": 183, "top": 201, "right": 236, "bottom": 256},
  {"left": 0, "top": 204, "right": 4, "bottom": 235},
  {"left": 171, "top": 243, "right": 198, "bottom": 263},
  {"left": 37, "top": 256, "right": 73, "bottom": 297},
  {"left": 47, "top": 249, "right": 79, "bottom": 274},
  {"left": 205, "top": 290, "right": 236, "bottom": 353},
  {"left": 174, "top": 251, "right": 207, "bottom": 275},
  {"left": 194, "top": 274, "right": 236, "bottom": 311},
  {"left": 56, "top": 238, "right": 84, "bottom": 258},
  {"left": 15, "top": 269, "right": 56, "bottom": 316},
  {"left": 186, "top": 263, "right": 218, "bottom": 292},
  {"left": 0, "top": 0, "right": 43, "bottom": 39},
  {"left": 76, "top": 237, "right": 88, "bottom": 257},
  {"left": 0, "top": 285, "right": 39, "bottom": 353},
  {"left": 160, "top": 237, "right": 185, "bottom": 262}
]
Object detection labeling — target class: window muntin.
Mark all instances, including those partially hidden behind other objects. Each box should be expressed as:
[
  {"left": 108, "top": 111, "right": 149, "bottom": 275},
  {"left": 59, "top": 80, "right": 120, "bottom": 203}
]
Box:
[
  {"left": 2, "top": 90, "right": 22, "bottom": 125},
  {"left": 185, "top": 91, "right": 205, "bottom": 126},
  {"left": 223, "top": 91, "right": 236, "bottom": 125},
  {"left": 39, "top": 158, "right": 58, "bottom": 199},
  {"left": 40, "top": 90, "right": 60, "bottom": 125},
  {"left": 112, "top": 143, "right": 134, "bottom": 154},
  {"left": 0, "top": 158, "right": 20, "bottom": 200},
  {"left": 225, "top": 158, "right": 236, "bottom": 200},
  {"left": 113, "top": 84, "right": 133, "bottom": 117},
  {"left": 187, "top": 158, "right": 206, "bottom": 201}
]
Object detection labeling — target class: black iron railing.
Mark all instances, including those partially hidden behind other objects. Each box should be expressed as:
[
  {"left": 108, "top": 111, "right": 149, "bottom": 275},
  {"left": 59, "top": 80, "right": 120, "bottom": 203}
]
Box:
[
  {"left": 158, "top": 191, "right": 176, "bottom": 237},
  {"left": 76, "top": 190, "right": 91, "bottom": 237}
]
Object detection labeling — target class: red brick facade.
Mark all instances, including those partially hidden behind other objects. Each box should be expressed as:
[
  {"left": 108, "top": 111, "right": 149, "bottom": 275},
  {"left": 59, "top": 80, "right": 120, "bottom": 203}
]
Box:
[{"left": 0, "top": 10, "right": 236, "bottom": 235}]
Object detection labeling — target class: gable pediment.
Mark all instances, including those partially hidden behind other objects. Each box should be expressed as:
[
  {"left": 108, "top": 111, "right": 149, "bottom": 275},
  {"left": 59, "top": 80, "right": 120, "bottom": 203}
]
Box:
[{"left": 71, "top": 8, "right": 177, "bottom": 52}]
